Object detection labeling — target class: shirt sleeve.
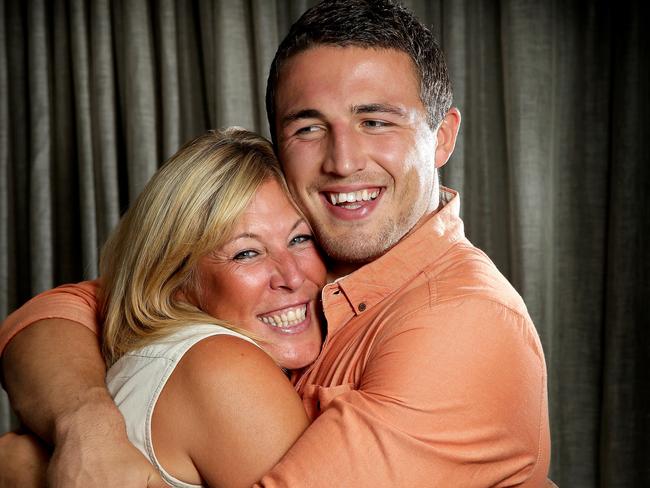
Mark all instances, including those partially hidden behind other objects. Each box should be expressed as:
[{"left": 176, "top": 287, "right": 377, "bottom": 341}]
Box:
[
  {"left": 0, "top": 280, "right": 101, "bottom": 356},
  {"left": 256, "top": 298, "right": 550, "bottom": 487}
]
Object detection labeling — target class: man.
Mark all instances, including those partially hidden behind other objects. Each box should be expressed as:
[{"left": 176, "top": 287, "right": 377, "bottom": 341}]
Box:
[{"left": 1, "top": 0, "right": 551, "bottom": 486}]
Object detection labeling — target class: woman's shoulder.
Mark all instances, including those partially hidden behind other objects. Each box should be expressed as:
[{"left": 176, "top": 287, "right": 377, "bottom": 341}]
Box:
[
  {"left": 153, "top": 328, "right": 307, "bottom": 487},
  {"left": 155, "top": 332, "right": 289, "bottom": 436},
  {"left": 177, "top": 331, "right": 281, "bottom": 387},
  {"left": 115, "top": 323, "right": 258, "bottom": 363}
]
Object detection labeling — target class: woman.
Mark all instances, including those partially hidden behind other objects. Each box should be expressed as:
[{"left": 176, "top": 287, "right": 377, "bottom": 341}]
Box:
[{"left": 98, "top": 128, "right": 326, "bottom": 487}]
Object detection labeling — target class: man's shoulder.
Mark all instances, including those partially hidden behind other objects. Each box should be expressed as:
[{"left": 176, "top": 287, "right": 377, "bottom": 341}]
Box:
[
  {"left": 373, "top": 241, "right": 541, "bottom": 359},
  {"left": 399, "top": 239, "right": 530, "bottom": 319}
]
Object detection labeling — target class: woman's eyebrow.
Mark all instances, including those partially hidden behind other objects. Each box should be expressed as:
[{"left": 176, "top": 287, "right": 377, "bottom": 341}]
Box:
[
  {"left": 291, "top": 218, "right": 306, "bottom": 233},
  {"left": 228, "top": 232, "right": 259, "bottom": 242},
  {"left": 226, "top": 218, "right": 305, "bottom": 243}
]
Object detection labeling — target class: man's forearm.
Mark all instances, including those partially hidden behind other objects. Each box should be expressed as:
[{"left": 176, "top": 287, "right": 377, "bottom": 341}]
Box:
[{"left": 2, "top": 319, "right": 117, "bottom": 444}]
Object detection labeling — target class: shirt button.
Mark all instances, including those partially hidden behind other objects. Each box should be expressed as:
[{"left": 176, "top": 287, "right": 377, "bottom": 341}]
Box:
[{"left": 358, "top": 302, "right": 367, "bottom": 312}]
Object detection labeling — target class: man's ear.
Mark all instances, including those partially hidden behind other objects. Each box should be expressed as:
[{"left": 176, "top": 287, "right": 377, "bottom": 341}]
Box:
[{"left": 434, "top": 107, "right": 461, "bottom": 169}]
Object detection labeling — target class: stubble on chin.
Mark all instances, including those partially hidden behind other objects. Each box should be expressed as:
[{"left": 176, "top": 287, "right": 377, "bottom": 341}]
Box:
[{"left": 313, "top": 216, "right": 402, "bottom": 265}]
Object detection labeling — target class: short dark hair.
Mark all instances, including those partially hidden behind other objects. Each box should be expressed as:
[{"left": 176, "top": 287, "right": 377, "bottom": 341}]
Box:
[{"left": 265, "top": 0, "right": 453, "bottom": 144}]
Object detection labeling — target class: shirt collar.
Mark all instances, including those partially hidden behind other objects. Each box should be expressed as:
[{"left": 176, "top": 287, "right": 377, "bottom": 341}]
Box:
[{"left": 332, "top": 187, "right": 465, "bottom": 316}]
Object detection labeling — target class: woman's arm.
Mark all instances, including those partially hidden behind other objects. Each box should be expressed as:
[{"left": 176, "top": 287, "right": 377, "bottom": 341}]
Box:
[{"left": 152, "top": 334, "right": 309, "bottom": 488}]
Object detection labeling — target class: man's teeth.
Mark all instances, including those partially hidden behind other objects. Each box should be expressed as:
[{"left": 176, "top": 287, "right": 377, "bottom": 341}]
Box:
[
  {"left": 260, "top": 305, "right": 307, "bottom": 328},
  {"left": 328, "top": 189, "right": 379, "bottom": 205}
]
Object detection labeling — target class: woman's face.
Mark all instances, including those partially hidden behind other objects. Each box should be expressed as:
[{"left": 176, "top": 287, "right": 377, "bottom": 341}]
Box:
[{"left": 188, "top": 178, "right": 327, "bottom": 370}]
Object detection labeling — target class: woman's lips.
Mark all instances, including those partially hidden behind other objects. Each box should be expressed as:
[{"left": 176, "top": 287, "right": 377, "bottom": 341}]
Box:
[{"left": 258, "top": 303, "right": 311, "bottom": 334}]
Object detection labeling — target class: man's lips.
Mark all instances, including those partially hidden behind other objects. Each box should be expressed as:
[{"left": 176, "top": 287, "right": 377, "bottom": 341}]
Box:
[
  {"left": 321, "top": 187, "right": 382, "bottom": 207},
  {"left": 324, "top": 187, "right": 381, "bottom": 206},
  {"left": 317, "top": 187, "right": 383, "bottom": 220}
]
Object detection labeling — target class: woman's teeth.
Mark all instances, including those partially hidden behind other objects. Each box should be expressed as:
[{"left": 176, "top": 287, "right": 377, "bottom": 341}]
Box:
[
  {"left": 328, "top": 189, "right": 379, "bottom": 205},
  {"left": 260, "top": 305, "right": 307, "bottom": 328}
]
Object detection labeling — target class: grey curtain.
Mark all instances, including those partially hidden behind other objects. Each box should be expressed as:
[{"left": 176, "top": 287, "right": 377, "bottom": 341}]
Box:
[{"left": 1, "top": 1, "right": 647, "bottom": 486}]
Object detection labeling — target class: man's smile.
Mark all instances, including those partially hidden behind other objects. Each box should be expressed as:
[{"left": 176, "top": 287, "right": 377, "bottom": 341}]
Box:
[{"left": 324, "top": 188, "right": 381, "bottom": 207}]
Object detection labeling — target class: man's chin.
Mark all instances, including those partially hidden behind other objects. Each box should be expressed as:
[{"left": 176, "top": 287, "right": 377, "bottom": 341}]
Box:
[{"left": 317, "top": 228, "right": 399, "bottom": 267}]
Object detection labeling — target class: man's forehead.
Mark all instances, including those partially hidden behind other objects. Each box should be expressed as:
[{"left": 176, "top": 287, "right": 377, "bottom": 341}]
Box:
[
  {"left": 274, "top": 47, "right": 421, "bottom": 113},
  {"left": 280, "top": 45, "right": 413, "bottom": 69},
  {"left": 276, "top": 46, "right": 417, "bottom": 91}
]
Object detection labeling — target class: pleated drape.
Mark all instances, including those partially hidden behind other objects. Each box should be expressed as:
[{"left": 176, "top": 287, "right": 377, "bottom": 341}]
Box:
[{"left": 1, "top": 1, "right": 648, "bottom": 486}]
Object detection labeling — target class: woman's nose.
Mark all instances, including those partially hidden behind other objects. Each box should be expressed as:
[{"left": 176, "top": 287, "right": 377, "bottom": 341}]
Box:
[{"left": 270, "top": 253, "right": 306, "bottom": 291}]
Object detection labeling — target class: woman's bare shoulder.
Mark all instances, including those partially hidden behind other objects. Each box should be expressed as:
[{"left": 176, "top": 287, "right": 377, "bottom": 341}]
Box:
[{"left": 153, "top": 332, "right": 309, "bottom": 488}]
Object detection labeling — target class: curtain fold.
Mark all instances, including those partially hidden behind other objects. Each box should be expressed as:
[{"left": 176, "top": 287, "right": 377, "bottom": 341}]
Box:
[
  {"left": 28, "top": 0, "right": 55, "bottom": 293},
  {"left": 0, "top": 0, "right": 11, "bottom": 319},
  {"left": 52, "top": 0, "right": 81, "bottom": 283},
  {"left": 90, "top": 0, "right": 121, "bottom": 248},
  {"left": 600, "top": 1, "right": 650, "bottom": 484},
  {"left": 157, "top": 0, "right": 183, "bottom": 157},
  {"left": 70, "top": 0, "right": 100, "bottom": 276},
  {"left": 1, "top": 1, "right": 647, "bottom": 486}
]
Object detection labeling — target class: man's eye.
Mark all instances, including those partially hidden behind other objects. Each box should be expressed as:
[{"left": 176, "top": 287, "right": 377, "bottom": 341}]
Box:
[
  {"left": 363, "top": 120, "right": 389, "bottom": 128},
  {"left": 233, "top": 250, "right": 259, "bottom": 261},
  {"left": 290, "top": 234, "right": 313, "bottom": 246},
  {"left": 295, "top": 125, "right": 321, "bottom": 137}
]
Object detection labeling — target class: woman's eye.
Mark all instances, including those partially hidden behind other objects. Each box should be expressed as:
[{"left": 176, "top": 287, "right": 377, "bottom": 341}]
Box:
[
  {"left": 233, "top": 250, "right": 259, "bottom": 261},
  {"left": 290, "top": 234, "right": 313, "bottom": 246}
]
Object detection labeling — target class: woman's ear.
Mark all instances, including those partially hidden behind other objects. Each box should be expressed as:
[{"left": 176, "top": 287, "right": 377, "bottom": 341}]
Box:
[
  {"left": 175, "top": 288, "right": 189, "bottom": 303},
  {"left": 434, "top": 107, "right": 461, "bottom": 169},
  {"left": 175, "top": 275, "right": 198, "bottom": 307}
]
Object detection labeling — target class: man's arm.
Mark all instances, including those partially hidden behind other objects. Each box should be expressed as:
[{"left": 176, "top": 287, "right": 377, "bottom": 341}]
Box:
[
  {"left": 257, "top": 299, "right": 551, "bottom": 487},
  {"left": 3, "top": 320, "right": 110, "bottom": 442},
  {"left": 0, "top": 430, "right": 48, "bottom": 488},
  {"left": 1, "top": 284, "right": 164, "bottom": 487}
]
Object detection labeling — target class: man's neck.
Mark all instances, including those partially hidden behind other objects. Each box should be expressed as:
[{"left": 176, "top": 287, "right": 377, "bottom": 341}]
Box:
[
  {"left": 324, "top": 191, "right": 450, "bottom": 283},
  {"left": 326, "top": 262, "right": 363, "bottom": 283}
]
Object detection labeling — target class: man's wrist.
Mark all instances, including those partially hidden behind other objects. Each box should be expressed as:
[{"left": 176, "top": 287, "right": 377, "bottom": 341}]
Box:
[{"left": 53, "top": 386, "right": 127, "bottom": 446}]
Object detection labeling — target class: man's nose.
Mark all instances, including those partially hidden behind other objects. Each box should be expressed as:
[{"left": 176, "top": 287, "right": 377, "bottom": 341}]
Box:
[
  {"left": 322, "top": 125, "right": 367, "bottom": 177},
  {"left": 270, "top": 253, "right": 306, "bottom": 291}
]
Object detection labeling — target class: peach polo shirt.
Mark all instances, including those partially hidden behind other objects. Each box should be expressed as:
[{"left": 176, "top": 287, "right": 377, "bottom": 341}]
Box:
[
  {"left": 0, "top": 188, "right": 551, "bottom": 487},
  {"left": 258, "top": 188, "right": 551, "bottom": 487}
]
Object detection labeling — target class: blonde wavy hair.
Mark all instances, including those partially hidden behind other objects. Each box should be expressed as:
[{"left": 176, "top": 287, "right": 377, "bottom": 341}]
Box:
[{"left": 100, "top": 128, "right": 285, "bottom": 366}]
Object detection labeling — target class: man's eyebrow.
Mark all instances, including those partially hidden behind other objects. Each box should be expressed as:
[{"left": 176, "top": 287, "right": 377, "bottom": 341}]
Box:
[
  {"left": 281, "top": 109, "right": 324, "bottom": 128},
  {"left": 352, "top": 103, "right": 408, "bottom": 117}
]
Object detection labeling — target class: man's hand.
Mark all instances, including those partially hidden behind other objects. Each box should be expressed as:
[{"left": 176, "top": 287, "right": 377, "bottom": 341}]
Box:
[
  {"left": 0, "top": 430, "right": 48, "bottom": 488},
  {"left": 47, "top": 438, "right": 167, "bottom": 487},
  {"left": 46, "top": 391, "right": 167, "bottom": 488},
  {"left": 2, "top": 319, "right": 164, "bottom": 486}
]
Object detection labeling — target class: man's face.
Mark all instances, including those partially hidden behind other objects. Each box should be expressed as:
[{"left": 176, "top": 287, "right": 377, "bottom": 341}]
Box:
[{"left": 275, "top": 46, "right": 440, "bottom": 268}]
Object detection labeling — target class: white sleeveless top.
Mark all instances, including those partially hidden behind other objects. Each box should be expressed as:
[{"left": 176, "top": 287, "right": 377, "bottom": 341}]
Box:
[{"left": 106, "top": 323, "right": 259, "bottom": 488}]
